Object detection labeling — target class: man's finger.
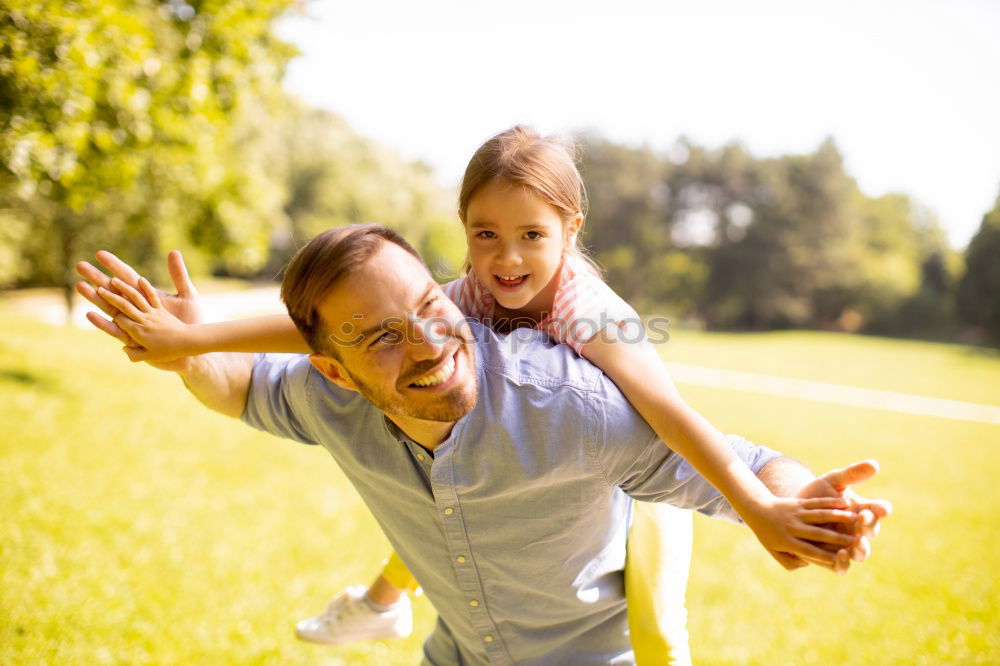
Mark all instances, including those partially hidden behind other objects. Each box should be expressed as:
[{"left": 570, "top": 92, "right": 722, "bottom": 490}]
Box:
[
  {"left": 76, "top": 281, "right": 118, "bottom": 317},
  {"left": 96, "top": 250, "right": 142, "bottom": 288},
  {"left": 76, "top": 261, "right": 112, "bottom": 289},
  {"left": 85, "top": 311, "right": 132, "bottom": 345},
  {"left": 167, "top": 250, "right": 197, "bottom": 298},
  {"left": 852, "top": 497, "right": 892, "bottom": 521},
  {"left": 819, "top": 460, "right": 879, "bottom": 493}
]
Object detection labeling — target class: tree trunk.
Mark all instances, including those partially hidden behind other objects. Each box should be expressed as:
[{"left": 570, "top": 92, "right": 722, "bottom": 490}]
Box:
[{"left": 58, "top": 210, "right": 77, "bottom": 326}]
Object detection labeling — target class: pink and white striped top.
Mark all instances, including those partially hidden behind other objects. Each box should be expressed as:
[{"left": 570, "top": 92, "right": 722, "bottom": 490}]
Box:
[{"left": 441, "top": 256, "right": 643, "bottom": 355}]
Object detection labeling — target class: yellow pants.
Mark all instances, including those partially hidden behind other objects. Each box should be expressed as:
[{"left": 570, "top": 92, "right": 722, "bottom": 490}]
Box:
[
  {"left": 625, "top": 501, "right": 693, "bottom": 666},
  {"left": 381, "top": 550, "right": 422, "bottom": 592},
  {"left": 381, "top": 502, "right": 692, "bottom": 665}
]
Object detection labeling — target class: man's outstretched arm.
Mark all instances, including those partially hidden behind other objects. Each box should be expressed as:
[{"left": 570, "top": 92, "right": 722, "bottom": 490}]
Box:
[
  {"left": 76, "top": 249, "right": 253, "bottom": 418},
  {"left": 174, "top": 352, "right": 254, "bottom": 419}
]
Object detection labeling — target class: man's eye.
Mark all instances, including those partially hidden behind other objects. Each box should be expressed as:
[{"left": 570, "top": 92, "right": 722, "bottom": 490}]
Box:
[{"left": 371, "top": 330, "right": 403, "bottom": 347}]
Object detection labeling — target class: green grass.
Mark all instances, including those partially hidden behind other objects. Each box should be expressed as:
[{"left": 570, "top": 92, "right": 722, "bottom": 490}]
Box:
[
  {"left": 3, "top": 310, "right": 998, "bottom": 665},
  {"left": 661, "top": 328, "right": 1000, "bottom": 405}
]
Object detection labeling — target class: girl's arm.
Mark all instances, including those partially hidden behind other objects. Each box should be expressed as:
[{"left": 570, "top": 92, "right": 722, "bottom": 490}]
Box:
[
  {"left": 98, "top": 277, "right": 311, "bottom": 362},
  {"left": 581, "top": 326, "right": 859, "bottom": 572}
]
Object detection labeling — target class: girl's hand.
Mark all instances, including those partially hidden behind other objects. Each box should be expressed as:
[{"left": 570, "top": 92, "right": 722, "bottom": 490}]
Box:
[
  {"left": 741, "top": 496, "right": 863, "bottom": 574},
  {"left": 94, "top": 276, "right": 201, "bottom": 364},
  {"left": 794, "top": 460, "right": 891, "bottom": 564}
]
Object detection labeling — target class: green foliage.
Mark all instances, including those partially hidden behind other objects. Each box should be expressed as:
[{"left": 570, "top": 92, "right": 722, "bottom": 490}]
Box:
[
  {"left": 0, "top": 0, "right": 297, "bottom": 295},
  {"left": 1, "top": 2, "right": 456, "bottom": 300},
  {"left": 579, "top": 135, "right": 678, "bottom": 311},
  {"left": 262, "top": 106, "right": 457, "bottom": 280},
  {"left": 577, "top": 133, "right": 961, "bottom": 339},
  {"left": 957, "top": 191, "right": 1000, "bottom": 344}
]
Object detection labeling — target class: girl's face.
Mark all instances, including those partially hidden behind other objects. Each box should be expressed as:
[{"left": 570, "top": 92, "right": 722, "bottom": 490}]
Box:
[{"left": 464, "top": 180, "right": 580, "bottom": 317}]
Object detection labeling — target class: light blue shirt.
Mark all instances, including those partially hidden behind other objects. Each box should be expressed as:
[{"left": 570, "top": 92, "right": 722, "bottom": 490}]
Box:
[{"left": 242, "top": 322, "right": 779, "bottom": 665}]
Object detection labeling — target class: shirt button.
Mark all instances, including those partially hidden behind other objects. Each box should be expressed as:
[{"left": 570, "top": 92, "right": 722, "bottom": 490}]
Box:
[
  {"left": 416, "top": 453, "right": 425, "bottom": 461},
  {"left": 484, "top": 635, "right": 494, "bottom": 643},
  {"left": 443, "top": 507, "right": 454, "bottom": 515},
  {"left": 456, "top": 555, "right": 466, "bottom": 563},
  {"left": 469, "top": 599, "right": 479, "bottom": 607}
]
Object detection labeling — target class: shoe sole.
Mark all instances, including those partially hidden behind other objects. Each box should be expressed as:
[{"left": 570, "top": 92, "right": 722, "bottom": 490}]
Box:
[{"left": 295, "top": 627, "right": 412, "bottom": 645}]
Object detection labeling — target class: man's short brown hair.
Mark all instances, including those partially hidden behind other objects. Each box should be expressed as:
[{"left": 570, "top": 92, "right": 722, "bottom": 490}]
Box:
[{"left": 281, "top": 223, "right": 423, "bottom": 357}]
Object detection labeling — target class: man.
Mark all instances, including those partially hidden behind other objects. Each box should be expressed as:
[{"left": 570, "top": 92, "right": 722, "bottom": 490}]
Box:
[{"left": 77, "top": 224, "right": 889, "bottom": 665}]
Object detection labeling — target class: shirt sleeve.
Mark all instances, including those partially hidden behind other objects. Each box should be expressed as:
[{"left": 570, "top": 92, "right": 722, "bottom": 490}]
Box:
[
  {"left": 547, "top": 275, "right": 647, "bottom": 355},
  {"left": 441, "top": 277, "right": 463, "bottom": 305},
  {"left": 585, "top": 373, "right": 781, "bottom": 522},
  {"left": 240, "top": 353, "right": 321, "bottom": 446}
]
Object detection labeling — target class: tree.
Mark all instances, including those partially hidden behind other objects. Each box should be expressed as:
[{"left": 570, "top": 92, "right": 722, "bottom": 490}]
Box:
[
  {"left": 578, "top": 135, "right": 683, "bottom": 314},
  {"left": 957, "top": 192, "right": 1000, "bottom": 344},
  {"left": 0, "top": 0, "right": 297, "bottom": 309},
  {"left": 578, "top": 131, "right": 958, "bottom": 338},
  {"left": 701, "top": 139, "right": 865, "bottom": 330},
  {"left": 258, "top": 105, "right": 460, "bottom": 281}
]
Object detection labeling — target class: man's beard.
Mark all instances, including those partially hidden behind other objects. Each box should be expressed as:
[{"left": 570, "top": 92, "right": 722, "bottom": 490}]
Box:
[{"left": 346, "top": 342, "right": 478, "bottom": 423}]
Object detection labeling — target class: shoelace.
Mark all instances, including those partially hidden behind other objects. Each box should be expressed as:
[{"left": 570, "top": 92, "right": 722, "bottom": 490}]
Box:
[{"left": 318, "top": 594, "right": 357, "bottom": 627}]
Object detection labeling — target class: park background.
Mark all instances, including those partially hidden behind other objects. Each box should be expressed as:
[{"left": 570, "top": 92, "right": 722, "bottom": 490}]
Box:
[{"left": 2, "top": 0, "right": 999, "bottom": 664}]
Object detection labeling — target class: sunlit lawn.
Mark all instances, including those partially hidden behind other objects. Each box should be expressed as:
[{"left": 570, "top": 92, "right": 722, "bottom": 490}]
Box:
[{"left": 3, "top": 309, "right": 998, "bottom": 664}]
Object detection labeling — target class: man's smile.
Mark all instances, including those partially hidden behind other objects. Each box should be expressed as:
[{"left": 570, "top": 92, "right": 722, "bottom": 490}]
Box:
[{"left": 405, "top": 348, "right": 461, "bottom": 390}]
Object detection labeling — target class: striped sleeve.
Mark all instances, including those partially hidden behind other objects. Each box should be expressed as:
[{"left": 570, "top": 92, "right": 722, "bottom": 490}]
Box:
[
  {"left": 542, "top": 274, "right": 645, "bottom": 355},
  {"left": 441, "top": 278, "right": 468, "bottom": 313},
  {"left": 442, "top": 274, "right": 495, "bottom": 322}
]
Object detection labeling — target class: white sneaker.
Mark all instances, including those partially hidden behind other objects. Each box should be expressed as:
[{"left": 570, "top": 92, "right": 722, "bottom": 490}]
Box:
[{"left": 295, "top": 585, "right": 413, "bottom": 645}]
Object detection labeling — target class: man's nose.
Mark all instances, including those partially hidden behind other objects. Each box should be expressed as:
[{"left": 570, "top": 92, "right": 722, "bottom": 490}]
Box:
[{"left": 407, "top": 314, "right": 447, "bottom": 358}]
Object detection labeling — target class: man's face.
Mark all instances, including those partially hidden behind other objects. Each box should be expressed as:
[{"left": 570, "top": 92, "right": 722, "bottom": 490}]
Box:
[{"left": 314, "top": 242, "right": 478, "bottom": 424}]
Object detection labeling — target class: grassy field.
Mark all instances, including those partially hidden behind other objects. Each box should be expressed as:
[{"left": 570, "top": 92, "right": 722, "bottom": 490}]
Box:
[{"left": 3, "top": 308, "right": 999, "bottom": 665}]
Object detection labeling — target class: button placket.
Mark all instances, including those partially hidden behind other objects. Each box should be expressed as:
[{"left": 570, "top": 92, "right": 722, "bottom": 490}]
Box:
[{"left": 429, "top": 443, "right": 513, "bottom": 665}]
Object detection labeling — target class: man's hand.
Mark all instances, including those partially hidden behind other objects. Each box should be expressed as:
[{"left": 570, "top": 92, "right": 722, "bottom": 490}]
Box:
[
  {"left": 77, "top": 249, "right": 252, "bottom": 418},
  {"left": 796, "top": 460, "right": 892, "bottom": 566},
  {"left": 76, "top": 250, "right": 202, "bottom": 371}
]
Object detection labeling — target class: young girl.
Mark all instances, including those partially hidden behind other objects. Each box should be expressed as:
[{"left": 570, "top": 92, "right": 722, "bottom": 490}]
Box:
[{"left": 108, "top": 126, "right": 855, "bottom": 664}]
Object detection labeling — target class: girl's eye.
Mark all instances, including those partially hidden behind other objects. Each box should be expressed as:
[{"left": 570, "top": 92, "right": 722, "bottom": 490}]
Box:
[
  {"left": 475, "top": 230, "right": 496, "bottom": 240},
  {"left": 524, "top": 231, "right": 543, "bottom": 240}
]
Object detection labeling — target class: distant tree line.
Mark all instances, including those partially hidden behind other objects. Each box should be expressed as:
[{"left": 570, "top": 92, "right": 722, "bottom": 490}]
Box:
[
  {"left": 578, "top": 135, "right": 1000, "bottom": 344},
  {"left": 2, "top": 2, "right": 997, "bottom": 344}
]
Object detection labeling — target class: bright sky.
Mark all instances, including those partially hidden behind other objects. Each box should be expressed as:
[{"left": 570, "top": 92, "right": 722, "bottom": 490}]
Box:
[{"left": 277, "top": 0, "right": 1000, "bottom": 249}]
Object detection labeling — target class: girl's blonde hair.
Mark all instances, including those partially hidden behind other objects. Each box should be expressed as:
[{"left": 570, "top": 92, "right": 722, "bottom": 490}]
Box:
[{"left": 457, "top": 125, "right": 602, "bottom": 278}]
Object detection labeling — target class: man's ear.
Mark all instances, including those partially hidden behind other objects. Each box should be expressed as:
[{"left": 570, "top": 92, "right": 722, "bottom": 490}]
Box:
[{"left": 309, "top": 353, "right": 358, "bottom": 392}]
